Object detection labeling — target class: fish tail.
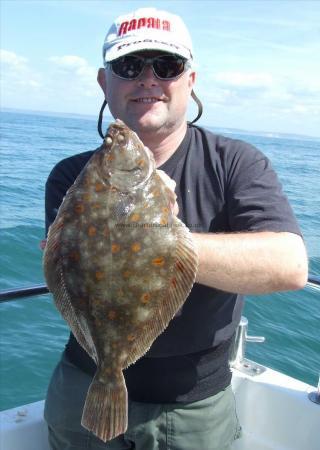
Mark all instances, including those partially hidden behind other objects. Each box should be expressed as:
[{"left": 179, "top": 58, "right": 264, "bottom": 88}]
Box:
[{"left": 81, "top": 370, "right": 128, "bottom": 442}]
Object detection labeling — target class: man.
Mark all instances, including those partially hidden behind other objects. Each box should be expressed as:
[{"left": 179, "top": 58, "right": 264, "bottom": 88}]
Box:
[{"left": 44, "top": 7, "right": 308, "bottom": 450}]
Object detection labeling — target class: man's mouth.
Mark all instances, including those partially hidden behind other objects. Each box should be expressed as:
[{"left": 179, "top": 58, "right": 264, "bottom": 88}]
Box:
[{"left": 132, "top": 97, "right": 161, "bottom": 103}]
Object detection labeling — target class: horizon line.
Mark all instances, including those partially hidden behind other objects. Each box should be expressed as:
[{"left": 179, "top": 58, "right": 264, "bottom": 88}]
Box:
[{"left": 1, "top": 106, "right": 319, "bottom": 141}]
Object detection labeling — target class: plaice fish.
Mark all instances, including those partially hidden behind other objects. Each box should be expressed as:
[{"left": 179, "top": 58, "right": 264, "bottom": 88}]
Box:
[{"left": 43, "top": 119, "right": 198, "bottom": 442}]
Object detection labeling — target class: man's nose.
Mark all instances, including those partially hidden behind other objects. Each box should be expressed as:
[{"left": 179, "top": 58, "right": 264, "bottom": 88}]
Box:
[{"left": 137, "top": 65, "right": 158, "bottom": 87}]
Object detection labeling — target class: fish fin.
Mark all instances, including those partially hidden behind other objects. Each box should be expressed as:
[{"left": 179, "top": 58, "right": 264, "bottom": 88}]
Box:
[
  {"left": 44, "top": 220, "right": 97, "bottom": 362},
  {"left": 125, "top": 219, "right": 198, "bottom": 366},
  {"left": 53, "top": 265, "right": 97, "bottom": 361},
  {"left": 81, "top": 370, "right": 128, "bottom": 442},
  {"left": 167, "top": 217, "right": 199, "bottom": 311}
]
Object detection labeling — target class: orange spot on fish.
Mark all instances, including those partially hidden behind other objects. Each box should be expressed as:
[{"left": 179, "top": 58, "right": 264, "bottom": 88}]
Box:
[
  {"left": 88, "top": 225, "right": 97, "bottom": 237},
  {"left": 152, "top": 257, "right": 165, "bottom": 267},
  {"left": 111, "top": 243, "right": 120, "bottom": 254},
  {"left": 74, "top": 203, "right": 84, "bottom": 214},
  {"left": 127, "top": 334, "right": 136, "bottom": 342},
  {"left": 131, "top": 242, "right": 141, "bottom": 253},
  {"left": 108, "top": 310, "right": 117, "bottom": 320},
  {"left": 162, "top": 207, "right": 169, "bottom": 214},
  {"left": 122, "top": 270, "right": 131, "bottom": 279},
  {"left": 136, "top": 158, "right": 145, "bottom": 167},
  {"left": 160, "top": 216, "right": 168, "bottom": 226},
  {"left": 140, "top": 292, "right": 151, "bottom": 304},
  {"left": 95, "top": 182, "right": 104, "bottom": 192},
  {"left": 176, "top": 261, "right": 185, "bottom": 272},
  {"left": 152, "top": 188, "right": 160, "bottom": 197},
  {"left": 106, "top": 153, "right": 115, "bottom": 161},
  {"left": 130, "top": 213, "right": 140, "bottom": 222},
  {"left": 95, "top": 271, "right": 104, "bottom": 281},
  {"left": 69, "top": 250, "right": 80, "bottom": 261}
]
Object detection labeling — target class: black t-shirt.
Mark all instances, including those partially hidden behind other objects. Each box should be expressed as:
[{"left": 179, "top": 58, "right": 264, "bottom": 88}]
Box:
[{"left": 45, "top": 124, "right": 301, "bottom": 403}]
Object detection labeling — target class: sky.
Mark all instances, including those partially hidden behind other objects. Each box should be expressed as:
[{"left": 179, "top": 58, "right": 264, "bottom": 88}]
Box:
[{"left": 1, "top": 0, "right": 320, "bottom": 137}]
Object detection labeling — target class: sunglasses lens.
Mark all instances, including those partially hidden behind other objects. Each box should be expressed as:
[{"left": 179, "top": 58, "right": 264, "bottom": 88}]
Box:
[
  {"left": 110, "top": 55, "right": 188, "bottom": 80},
  {"left": 154, "top": 56, "right": 186, "bottom": 79},
  {"left": 111, "top": 56, "right": 144, "bottom": 79}
]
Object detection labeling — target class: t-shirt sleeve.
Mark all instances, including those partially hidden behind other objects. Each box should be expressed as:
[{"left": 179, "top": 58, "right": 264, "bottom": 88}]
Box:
[
  {"left": 226, "top": 141, "right": 302, "bottom": 235},
  {"left": 45, "top": 150, "right": 95, "bottom": 235},
  {"left": 45, "top": 161, "right": 74, "bottom": 235}
]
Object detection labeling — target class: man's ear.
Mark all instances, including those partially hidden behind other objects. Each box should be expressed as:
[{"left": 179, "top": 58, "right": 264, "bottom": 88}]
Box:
[
  {"left": 188, "top": 70, "right": 196, "bottom": 91},
  {"left": 97, "top": 68, "right": 107, "bottom": 95}
]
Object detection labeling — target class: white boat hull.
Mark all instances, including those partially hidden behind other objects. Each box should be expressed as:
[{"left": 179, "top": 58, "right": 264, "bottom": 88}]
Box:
[{"left": 232, "top": 362, "right": 320, "bottom": 450}]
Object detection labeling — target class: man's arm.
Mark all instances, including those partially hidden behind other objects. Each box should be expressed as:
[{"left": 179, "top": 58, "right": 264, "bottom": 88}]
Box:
[{"left": 192, "top": 231, "right": 308, "bottom": 295}]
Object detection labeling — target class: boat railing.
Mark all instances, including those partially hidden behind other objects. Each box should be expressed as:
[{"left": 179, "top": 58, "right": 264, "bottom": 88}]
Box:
[
  {"left": 0, "top": 274, "right": 319, "bottom": 303},
  {"left": 0, "top": 284, "right": 49, "bottom": 302},
  {"left": 228, "top": 274, "right": 319, "bottom": 366}
]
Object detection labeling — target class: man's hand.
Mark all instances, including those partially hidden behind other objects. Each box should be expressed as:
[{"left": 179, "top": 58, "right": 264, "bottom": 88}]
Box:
[{"left": 157, "top": 169, "right": 179, "bottom": 216}]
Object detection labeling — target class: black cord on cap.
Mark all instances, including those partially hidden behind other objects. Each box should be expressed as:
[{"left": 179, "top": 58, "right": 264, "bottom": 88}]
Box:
[
  {"left": 189, "top": 90, "right": 203, "bottom": 125},
  {"left": 97, "top": 100, "right": 107, "bottom": 139}
]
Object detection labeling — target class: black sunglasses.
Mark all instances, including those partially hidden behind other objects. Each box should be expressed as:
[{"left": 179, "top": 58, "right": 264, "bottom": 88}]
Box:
[{"left": 106, "top": 54, "right": 191, "bottom": 81}]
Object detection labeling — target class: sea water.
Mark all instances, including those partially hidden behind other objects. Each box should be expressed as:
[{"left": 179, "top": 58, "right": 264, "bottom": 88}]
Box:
[{"left": 0, "top": 110, "right": 319, "bottom": 410}]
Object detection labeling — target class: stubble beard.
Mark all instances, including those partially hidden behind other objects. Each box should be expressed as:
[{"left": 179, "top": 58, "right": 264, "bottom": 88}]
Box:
[{"left": 126, "top": 109, "right": 184, "bottom": 138}]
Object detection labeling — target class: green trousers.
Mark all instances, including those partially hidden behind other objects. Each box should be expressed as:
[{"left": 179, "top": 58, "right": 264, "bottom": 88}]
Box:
[{"left": 44, "top": 352, "right": 241, "bottom": 450}]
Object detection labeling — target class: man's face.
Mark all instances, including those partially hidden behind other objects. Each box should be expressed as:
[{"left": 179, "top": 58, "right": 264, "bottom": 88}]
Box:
[{"left": 98, "top": 51, "right": 196, "bottom": 136}]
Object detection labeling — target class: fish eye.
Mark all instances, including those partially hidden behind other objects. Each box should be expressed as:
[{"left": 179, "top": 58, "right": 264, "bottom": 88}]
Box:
[
  {"left": 105, "top": 136, "right": 113, "bottom": 146},
  {"left": 117, "top": 134, "right": 126, "bottom": 143}
]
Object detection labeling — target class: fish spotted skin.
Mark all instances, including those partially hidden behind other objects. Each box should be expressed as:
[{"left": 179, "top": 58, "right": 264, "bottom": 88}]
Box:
[{"left": 43, "top": 119, "right": 198, "bottom": 441}]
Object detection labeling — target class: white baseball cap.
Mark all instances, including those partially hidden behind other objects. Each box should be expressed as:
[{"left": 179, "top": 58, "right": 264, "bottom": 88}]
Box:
[{"left": 103, "top": 8, "right": 193, "bottom": 63}]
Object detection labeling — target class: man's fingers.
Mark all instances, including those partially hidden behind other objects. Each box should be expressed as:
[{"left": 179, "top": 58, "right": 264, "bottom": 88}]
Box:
[
  {"left": 171, "top": 200, "right": 179, "bottom": 216},
  {"left": 40, "top": 239, "right": 47, "bottom": 250},
  {"left": 157, "top": 170, "right": 176, "bottom": 192},
  {"left": 157, "top": 170, "right": 179, "bottom": 216}
]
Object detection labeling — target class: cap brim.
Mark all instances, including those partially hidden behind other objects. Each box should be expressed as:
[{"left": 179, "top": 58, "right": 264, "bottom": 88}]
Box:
[{"left": 104, "top": 38, "right": 191, "bottom": 62}]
